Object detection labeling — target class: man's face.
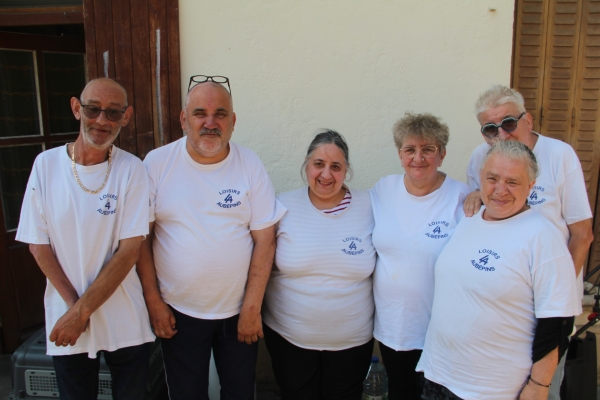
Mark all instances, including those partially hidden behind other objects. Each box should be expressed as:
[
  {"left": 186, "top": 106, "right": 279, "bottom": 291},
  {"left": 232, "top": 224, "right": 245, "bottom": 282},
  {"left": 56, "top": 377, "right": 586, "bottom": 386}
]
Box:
[
  {"left": 477, "top": 103, "right": 532, "bottom": 145},
  {"left": 71, "top": 80, "right": 132, "bottom": 150},
  {"left": 181, "top": 83, "right": 236, "bottom": 163},
  {"left": 480, "top": 153, "right": 534, "bottom": 221}
]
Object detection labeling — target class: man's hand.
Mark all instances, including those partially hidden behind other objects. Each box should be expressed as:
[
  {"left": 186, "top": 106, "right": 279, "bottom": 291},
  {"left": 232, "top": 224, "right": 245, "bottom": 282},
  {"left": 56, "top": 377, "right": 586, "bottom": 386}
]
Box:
[
  {"left": 237, "top": 309, "right": 263, "bottom": 344},
  {"left": 49, "top": 305, "right": 89, "bottom": 347},
  {"left": 519, "top": 379, "right": 550, "bottom": 400},
  {"left": 463, "top": 190, "right": 483, "bottom": 217},
  {"left": 146, "top": 297, "right": 177, "bottom": 338}
]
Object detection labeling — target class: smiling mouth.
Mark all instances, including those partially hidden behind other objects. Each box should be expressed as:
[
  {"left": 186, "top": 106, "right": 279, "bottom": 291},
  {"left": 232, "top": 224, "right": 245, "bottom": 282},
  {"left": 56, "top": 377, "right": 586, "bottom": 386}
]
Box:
[{"left": 200, "top": 128, "right": 221, "bottom": 137}]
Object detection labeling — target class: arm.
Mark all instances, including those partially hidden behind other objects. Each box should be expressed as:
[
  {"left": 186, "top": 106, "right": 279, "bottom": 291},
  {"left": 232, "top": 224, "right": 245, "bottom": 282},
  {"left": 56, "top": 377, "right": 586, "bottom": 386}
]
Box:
[
  {"left": 48, "top": 235, "right": 143, "bottom": 347},
  {"left": 238, "top": 224, "right": 276, "bottom": 344},
  {"left": 519, "top": 348, "right": 558, "bottom": 400},
  {"left": 136, "top": 222, "right": 177, "bottom": 338},
  {"left": 567, "top": 218, "right": 593, "bottom": 277},
  {"left": 463, "top": 190, "right": 483, "bottom": 217},
  {"left": 29, "top": 244, "right": 79, "bottom": 307}
]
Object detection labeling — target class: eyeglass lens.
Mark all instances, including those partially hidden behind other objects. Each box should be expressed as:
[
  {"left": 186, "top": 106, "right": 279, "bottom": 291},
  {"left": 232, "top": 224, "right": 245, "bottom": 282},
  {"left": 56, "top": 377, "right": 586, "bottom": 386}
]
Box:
[
  {"left": 81, "top": 105, "right": 124, "bottom": 122},
  {"left": 402, "top": 145, "right": 438, "bottom": 158},
  {"left": 481, "top": 113, "right": 524, "bottom": 138},
  {"left": 188, "top": 75, "right": 231, "bottom": 95}
]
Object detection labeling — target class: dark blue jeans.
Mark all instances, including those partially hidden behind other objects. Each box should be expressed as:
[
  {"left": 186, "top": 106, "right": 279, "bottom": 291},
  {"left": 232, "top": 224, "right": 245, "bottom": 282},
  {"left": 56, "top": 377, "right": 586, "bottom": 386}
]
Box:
[
  {"left": 53, "top": 342, "right": 150, "bottom": 400},
  {"left": 161, "top": 308, "right": 258, "bottom": 400}
]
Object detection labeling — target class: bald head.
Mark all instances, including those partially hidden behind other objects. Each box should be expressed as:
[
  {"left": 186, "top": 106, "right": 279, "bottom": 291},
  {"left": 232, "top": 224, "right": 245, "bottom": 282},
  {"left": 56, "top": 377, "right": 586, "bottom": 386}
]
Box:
[
  {"left": 185, "top": 81, "right": 232, "bottom": 110},
  {"left": 81, "top": 78, "right": 128, "bottom": 106}
]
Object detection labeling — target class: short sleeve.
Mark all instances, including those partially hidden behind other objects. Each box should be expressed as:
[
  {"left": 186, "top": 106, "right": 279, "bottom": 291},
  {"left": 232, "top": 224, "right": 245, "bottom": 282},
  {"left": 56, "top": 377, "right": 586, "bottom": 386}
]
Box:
[
  {"left": 560, "top": 151, "right": 593, "bottom": 225},
  {"left": 16, "top": 158, "right": 50, "bottom": 245},
  {"left": 531, "top": 227, "right": 581, "bottom": 318},
  {"left": 119, "top": 160, "right": 150, "bottom": 240},
  {"left": 248, "top": 168, "right": 286, "bottom": 231},
  {"left": 143, "top": 157, "right": 157, "bottom": 224}
]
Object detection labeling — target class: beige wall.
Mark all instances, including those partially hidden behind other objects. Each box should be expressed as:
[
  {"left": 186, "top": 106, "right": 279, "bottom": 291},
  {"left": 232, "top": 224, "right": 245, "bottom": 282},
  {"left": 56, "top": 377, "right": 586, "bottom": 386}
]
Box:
[{"left": 179, "top": 0, "right": 515, "bottom": 192}]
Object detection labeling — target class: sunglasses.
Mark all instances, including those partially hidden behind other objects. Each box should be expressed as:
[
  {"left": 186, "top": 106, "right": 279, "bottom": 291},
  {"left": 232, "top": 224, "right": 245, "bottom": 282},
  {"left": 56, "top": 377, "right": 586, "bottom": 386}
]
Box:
[
  {"left": 480, "top": 113, "right": 525, "bottom": 139},
  {"left": 79, "top": 100, "right": 127, "bottom": 122},
  {"left": 188, "top": 75, "right": 232, "bottom": 96}
]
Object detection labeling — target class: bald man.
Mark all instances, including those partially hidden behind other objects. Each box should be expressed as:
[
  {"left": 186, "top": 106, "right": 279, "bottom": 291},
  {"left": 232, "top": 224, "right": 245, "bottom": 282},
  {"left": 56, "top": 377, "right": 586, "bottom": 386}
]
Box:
[
  {"left": 16, "top": 78, "right": 154, "bottom": 400},
  {"left": 137, "top": 76, "right": 285, "bottom": 399}
]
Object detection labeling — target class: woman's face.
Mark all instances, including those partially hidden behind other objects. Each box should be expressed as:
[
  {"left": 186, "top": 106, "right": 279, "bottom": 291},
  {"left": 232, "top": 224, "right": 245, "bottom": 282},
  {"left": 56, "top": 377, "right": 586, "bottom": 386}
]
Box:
[
  {"left": 305, "top": 143, "right": 347, "bottom": 203},
  {"left": 480, "top": 153, "right": 535, "bottom": 221},
  {"left": 398, "top": 136, "right": 445, "bottom": 182}
]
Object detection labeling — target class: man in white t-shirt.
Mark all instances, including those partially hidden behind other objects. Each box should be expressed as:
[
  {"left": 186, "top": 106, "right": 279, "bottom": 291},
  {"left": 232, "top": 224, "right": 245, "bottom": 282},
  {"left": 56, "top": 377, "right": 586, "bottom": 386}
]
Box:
[
  {"left": 137, "top": 75, "right": 285, "bottom": 399},
  {"left": 463, "top": 85, "right": 594, "bottom": 398},
  {"left": 16, "top": 78, "right": 154, "bottom": 400}
]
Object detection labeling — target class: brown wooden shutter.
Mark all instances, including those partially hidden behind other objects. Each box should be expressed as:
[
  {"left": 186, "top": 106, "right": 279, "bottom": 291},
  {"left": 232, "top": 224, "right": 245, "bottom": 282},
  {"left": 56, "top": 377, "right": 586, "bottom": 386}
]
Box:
[
  {"left": 512, "top": 0, "right": 551, "bottom": 131},
  {"left": 539, "top": 0, "right": 582, "bottom": 142},
  {"left": 578, "top": 0, "right": 600, "bottom": 274},
  {"left": 513, "top": 0, "right": 600, "bottom": 276},
  {"left": 83, "top": 0, "right": 182, "bottom": 159}
]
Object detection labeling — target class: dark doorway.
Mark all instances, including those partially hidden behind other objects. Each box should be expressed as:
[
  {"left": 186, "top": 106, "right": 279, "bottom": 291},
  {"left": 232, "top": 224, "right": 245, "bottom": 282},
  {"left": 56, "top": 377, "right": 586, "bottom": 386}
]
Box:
[{"left": 0, "top": 23, "right": 85, "bottom": 353}]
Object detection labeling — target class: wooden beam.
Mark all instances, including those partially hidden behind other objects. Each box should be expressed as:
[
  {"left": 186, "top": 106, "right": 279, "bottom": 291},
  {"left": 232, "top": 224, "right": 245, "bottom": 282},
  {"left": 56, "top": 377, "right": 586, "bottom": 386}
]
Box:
[{"left": 0, "top": 6, "right": 83, "bottom": 26}]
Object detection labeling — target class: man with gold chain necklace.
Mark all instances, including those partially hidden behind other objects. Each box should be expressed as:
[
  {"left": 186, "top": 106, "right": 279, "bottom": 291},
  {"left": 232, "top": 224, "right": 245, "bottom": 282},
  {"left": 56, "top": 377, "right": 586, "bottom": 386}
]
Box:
[{"left": 16, "top": 78, "right": 154, "bottom": 400}]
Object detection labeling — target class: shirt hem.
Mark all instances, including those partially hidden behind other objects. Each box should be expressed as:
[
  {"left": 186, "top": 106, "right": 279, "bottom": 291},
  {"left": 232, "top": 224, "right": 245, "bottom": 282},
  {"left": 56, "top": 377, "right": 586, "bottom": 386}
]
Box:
[{"left": 46, "top": 335, "right": 156, "bottom": 358}]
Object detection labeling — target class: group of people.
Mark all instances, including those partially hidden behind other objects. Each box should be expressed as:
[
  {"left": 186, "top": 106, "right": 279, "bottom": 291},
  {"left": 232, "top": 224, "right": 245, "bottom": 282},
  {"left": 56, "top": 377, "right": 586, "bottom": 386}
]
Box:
[{"left": 15, "top": 76, "right": 593, "bottom": 400}]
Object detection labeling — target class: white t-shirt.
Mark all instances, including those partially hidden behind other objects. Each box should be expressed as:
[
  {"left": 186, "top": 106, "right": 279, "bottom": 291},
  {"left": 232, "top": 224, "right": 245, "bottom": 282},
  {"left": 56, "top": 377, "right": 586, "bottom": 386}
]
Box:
[
  {"left": 466, "top": 135, "right": 592, "bottom": 239},
  {"left": 16, "top": 145, "right": 154, "bottom": 357},
  {"left": 416, "top": 207, "right": 581, "bottom": 400},
  {"left": 144, "top": 138, "right": 286, "bottom": 319},
  {"left": 262, "top": 187, "right": 376, "bottom": 350},
  {"left": 370, "top": 174, "right": 470, "bottom": 351}
]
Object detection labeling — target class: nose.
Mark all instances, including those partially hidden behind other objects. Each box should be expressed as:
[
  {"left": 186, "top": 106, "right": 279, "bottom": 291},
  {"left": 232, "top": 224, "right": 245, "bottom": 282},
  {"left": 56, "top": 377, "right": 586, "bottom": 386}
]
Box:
[
  {"left": 497, "top": 127, "right": 511, "bottom": 140},
  {"left": 204, "top": 115, "right": 218, "bottom": 129},
  {"left": 94, "top": 109, "right": 111, "bottom": 124},
  {"left": 494, "top": 181, "right": 508, "bottom": 195},
  {"left": 320, "top": 166, "right": 333, "bottom": 179}
]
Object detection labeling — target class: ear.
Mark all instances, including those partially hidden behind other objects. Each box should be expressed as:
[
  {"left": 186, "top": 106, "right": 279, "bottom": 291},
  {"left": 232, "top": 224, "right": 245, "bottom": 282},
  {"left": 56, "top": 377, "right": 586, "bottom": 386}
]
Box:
[
  {"left": 232, "top": 112, "right": 237, "bottom": 130},
  {"left": 180, "top": 109, "right": 187, "bottom": 131},
  {"left": 439, "top": 148, "right": 447, "bottom": 163},
  {"left": 121, "top": 106, "right": 133, "bottom": 127},
  {"left": 524, "top": 112, "right": 533, "bottom": 132},
  {"left": 527, "top": 179, "right": 535, "bottom": 193},
  {"left": 71, "top": 97, "right": 82, "bottom": 120}
]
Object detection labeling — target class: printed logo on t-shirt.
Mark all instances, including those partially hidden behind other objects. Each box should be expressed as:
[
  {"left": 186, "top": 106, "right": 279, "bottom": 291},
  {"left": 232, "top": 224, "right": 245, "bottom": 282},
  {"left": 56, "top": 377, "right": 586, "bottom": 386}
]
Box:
[
  {"left": 425, "top": 221, "right": 449, "bottom": 239},
  {"left": 97, "top": 193, "right": 117, "bottom": 215},
  {"left": 217, "top": 189, "right": 242, "bottom": 209},
  {"left": 471, "top": 249, "right": 500, "bottom": 272},
  {"left": 528, "top": 185, "right": 546, "bottom": 206},
  {"left": 341, "top": 236, "right": 364, "bottom": 255}
]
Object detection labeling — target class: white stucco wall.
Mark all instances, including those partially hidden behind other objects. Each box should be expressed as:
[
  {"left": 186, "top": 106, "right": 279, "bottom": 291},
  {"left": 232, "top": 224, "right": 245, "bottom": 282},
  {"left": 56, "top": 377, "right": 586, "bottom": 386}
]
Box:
[{"left": 178, "top": 0, "right": 514, "bottom": 192}]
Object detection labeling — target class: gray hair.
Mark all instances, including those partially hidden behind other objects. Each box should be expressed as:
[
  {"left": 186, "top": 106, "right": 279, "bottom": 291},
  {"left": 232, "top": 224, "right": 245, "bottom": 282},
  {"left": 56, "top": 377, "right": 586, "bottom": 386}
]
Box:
[
  {"left": 475, "top": 85, "right": 526, "bottom": 117},
  {"left": 301, "top": 129, "right": 353, "bottom": 181},
  {"left": 482, "top": 140, "right": 539, "bottom": 182},
  {"left": 392, "top": 112, "right": 449, "bottom": 151}
]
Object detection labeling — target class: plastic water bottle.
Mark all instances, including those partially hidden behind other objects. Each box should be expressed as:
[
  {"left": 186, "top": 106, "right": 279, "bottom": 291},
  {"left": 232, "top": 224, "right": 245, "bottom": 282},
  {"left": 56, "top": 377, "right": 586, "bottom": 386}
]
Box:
[{"left": 362, "top": 356, "right": 389, "bottom": 400}]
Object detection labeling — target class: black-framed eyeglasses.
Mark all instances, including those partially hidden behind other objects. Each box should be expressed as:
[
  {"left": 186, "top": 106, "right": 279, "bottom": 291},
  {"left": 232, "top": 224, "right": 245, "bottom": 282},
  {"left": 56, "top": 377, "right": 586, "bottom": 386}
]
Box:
[
  {"left": 78, "top": 100, "right": 127, "bottom": 122},
  {"left": 188, "top": 75, "right": 232, "bottom": 96},
  {"left": 480, "top": 112, "right": 525, "bottom": 139}
]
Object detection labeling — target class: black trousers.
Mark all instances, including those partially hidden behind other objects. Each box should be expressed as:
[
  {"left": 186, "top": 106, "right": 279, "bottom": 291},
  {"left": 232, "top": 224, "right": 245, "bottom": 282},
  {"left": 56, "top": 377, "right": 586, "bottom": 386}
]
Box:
[
  {"left": 263, "top": 323, "right": 374, "bottom": 400},
  {"left": 378, "top": 342, "right": 423, "bottom": 400},
  {"left": 53, "top": 343, "right": 150, "bottom": 400},
  {"left": 161, "top": 308, "right": 258, "bottom": 400}
]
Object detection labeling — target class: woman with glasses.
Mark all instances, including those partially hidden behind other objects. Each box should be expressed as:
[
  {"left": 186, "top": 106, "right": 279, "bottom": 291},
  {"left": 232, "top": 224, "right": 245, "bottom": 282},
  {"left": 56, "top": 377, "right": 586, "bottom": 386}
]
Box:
[
  {"left": 262, "top": 130, "right": 376, "bottom": 400},
  {"left": 370, "top": 113, "right": 469, "bottom": 400}
]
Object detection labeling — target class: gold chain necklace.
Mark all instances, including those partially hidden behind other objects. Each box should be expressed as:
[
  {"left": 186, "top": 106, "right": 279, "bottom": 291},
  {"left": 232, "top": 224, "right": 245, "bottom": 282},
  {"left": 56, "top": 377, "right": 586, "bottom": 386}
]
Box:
[{"left": 71, "top": 143, "right": 112, "bottom": 194}]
